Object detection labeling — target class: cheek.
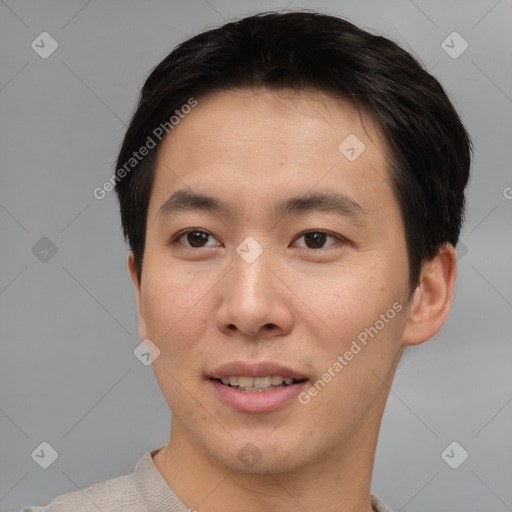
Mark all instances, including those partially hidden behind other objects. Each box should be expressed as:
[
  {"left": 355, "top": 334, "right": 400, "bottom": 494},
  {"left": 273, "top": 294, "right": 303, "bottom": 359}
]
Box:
[
  {"left": 140, "top": 261, "right": 216, "bottom": 356},
  {"left": 140, "top": 266, "right": 216, "bottom": 412},
  {"left": 297, "top": 302, "right": 406, "bottom": 430},
  {"left": 290, "top": 257, "right": 407, "bottom": 398},
  {"left": 291, "top": 257, "right": 402, "bottom": 334}
]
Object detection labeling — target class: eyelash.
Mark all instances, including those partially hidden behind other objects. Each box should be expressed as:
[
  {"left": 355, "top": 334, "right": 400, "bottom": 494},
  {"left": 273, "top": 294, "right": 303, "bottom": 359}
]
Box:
[{"left": 169, "top": 229, "right": 347, "bottom": 250}]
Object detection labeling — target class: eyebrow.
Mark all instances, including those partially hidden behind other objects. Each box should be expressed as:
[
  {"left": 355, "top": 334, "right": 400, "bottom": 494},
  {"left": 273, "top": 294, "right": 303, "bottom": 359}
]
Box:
[{"left": 157, "top": 188, "right": 369, "bottom": 222}]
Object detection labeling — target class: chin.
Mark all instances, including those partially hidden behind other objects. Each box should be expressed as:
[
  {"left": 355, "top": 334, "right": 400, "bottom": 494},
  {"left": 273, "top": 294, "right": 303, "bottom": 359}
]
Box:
[{"left": 206, "top": 434, "right": 316, "bottom": 476}]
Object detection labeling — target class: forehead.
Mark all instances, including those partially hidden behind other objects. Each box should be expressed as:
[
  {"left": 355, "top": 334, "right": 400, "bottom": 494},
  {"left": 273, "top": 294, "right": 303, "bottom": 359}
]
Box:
[
  {"left": 149, "top": 87, "right": 394, "bottom": 220},
  {"left": 158, "top": 87, "right": 384, "bottom": 156}
]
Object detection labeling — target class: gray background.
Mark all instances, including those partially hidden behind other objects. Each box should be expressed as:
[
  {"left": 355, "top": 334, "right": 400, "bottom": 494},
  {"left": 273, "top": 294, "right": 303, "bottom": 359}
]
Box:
[{"left": 1, "top": 1, "right": 511, "bottom": 511}]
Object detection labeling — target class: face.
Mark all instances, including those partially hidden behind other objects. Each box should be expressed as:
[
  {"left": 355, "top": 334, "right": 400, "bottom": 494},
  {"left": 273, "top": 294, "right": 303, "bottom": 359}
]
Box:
[{"left": 130, "top": 87, "right": 413, "bottom": 474}]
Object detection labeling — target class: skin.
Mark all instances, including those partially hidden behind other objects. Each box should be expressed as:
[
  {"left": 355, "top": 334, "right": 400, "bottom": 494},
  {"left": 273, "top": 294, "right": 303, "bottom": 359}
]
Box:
[{"left": 128, "top": 87, "right": 457, "bottom": 512}]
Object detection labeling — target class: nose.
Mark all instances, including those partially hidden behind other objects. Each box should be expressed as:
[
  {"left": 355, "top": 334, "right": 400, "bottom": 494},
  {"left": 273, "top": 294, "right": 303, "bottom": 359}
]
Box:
[{"left": 216, "top": 246, "right": 295, "bottom": 340}]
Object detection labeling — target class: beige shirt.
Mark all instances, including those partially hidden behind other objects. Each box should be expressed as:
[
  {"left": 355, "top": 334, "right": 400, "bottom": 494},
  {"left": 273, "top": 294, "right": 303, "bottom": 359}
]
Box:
[{"left": 23, "top": 446, "right": 395, "bottom": 511}]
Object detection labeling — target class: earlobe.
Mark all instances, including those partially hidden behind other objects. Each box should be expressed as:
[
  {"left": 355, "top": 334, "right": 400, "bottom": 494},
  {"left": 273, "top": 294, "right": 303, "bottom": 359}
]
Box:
[
  {"left": 402, "top": 243, "right": 457, "bottom": 346},
  {"left": 127, "top": 252, "right": 149, "bottom": 341}
]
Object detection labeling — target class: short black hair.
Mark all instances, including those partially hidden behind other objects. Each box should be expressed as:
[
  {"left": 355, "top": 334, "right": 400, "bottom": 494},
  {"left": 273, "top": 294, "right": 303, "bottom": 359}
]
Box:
[{"left": 114, "top": 10, "right": 471, "bottom": 297}]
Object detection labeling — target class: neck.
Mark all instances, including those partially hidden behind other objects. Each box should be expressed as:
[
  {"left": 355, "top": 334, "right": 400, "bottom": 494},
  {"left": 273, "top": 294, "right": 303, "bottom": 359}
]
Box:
[{"left": 153, "top": 400, "right": 386, "bottom": 512}]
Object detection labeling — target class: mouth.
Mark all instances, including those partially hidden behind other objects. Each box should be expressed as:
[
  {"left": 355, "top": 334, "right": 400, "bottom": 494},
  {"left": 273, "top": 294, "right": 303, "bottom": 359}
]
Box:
[
  {"left": 213, "top": 375, "right": 308, "bottom": 392},
  {"left": 208, "top": 362, "right": 309, "bottom": 412}
]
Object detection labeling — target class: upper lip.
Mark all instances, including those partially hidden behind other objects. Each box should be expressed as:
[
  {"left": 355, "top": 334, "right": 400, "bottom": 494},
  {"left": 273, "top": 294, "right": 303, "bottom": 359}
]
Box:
[{"left": 209, "top": 361, "right": 308, "bottom": 380}]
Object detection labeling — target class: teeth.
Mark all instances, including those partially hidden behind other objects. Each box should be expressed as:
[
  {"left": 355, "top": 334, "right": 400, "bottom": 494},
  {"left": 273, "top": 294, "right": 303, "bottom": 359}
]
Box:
[
  {"left": 254, "top": 376, "right": 272, "bottom": 389},
  {"left": 238, "top": 376, "right": 254, "bottom": 388},
  {"left": 271, "top": 375, "right": 283, "bottom": 385},
  {"left": 218, "top": 375, "right": 299, "bottom": 389}
]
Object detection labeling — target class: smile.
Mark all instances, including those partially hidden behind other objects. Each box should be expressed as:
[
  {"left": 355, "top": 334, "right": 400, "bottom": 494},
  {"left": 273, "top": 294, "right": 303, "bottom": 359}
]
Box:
[
  {"left": 217, "top": 375, "right": 305, "bottom": 392},
  {"left": 210, "top": 377, "right": 308, "bottom": 412}
]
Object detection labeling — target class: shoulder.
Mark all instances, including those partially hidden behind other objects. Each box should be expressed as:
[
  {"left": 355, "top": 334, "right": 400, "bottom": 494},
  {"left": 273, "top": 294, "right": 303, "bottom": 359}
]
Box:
[
  {"left": 371, "top": 493, "right": 395, "bottom": 512},
  {"left": 21, "top": 472, "right": 140, "bottom": 512}
]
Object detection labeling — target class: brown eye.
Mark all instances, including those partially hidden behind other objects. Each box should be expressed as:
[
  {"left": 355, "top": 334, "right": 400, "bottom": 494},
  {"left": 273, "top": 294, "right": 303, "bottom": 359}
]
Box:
[
  {"left": 293, "top": 231, "right": 340, "bottom": 249},
  {"left": 172, "top": 230, "right": 220, "bottom": 248},
  {"left": 186, "top": 231, "right": 209, "bottom": 247}
]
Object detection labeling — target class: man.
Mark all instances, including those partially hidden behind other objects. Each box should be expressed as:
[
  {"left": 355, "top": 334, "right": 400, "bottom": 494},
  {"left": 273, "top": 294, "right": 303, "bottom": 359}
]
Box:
[{"left": 25, "top": 10, "right": 471, "bottom": 512}]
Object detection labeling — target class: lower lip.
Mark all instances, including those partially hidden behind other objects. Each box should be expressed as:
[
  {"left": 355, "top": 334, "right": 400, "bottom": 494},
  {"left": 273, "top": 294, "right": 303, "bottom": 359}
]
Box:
[{"left": 210, "top": 379, "right": 308, "bottom": 413}]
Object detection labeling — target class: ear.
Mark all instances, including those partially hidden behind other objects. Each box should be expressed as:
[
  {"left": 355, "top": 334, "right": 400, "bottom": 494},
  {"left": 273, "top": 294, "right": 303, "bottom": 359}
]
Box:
[
  {"left": 128, "top": 252, "right": 149, "bottom": 341},
  {"left": 402, "top": 243, "right": 457, "bottom": 346}
]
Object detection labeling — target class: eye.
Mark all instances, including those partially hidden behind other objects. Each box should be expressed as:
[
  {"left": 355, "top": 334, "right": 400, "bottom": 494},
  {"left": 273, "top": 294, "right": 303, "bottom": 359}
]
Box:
[
  {"left": 170, "top": 229, "right": 345, "bottom": 250},
  {"left": 171, "top": 229, "right": 221, "bottom": 248},
  {"left": 292, "top": 230, "right": 343, "bottom": 249}
]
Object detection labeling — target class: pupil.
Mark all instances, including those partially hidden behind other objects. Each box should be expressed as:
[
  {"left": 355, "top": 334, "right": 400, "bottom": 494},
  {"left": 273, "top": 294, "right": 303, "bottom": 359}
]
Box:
[
  {"left": 305, "top": 232, "right": 326, "bottom": 248},
  {"left": 188, "top": 231, "right": 208, "bottom": 247}
]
